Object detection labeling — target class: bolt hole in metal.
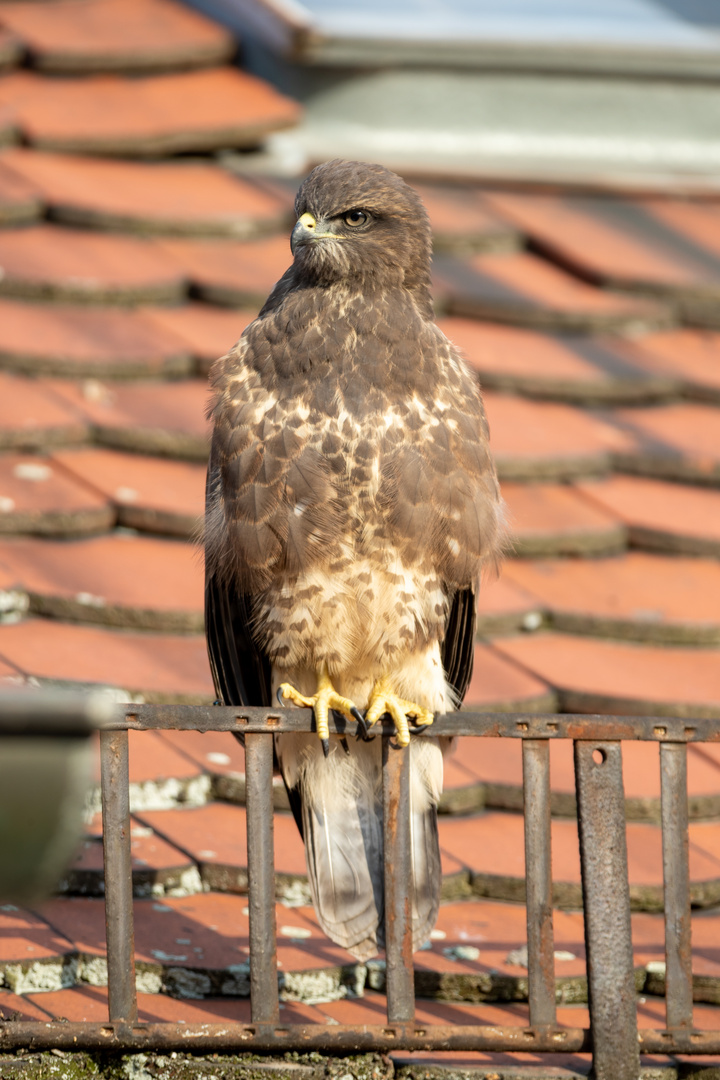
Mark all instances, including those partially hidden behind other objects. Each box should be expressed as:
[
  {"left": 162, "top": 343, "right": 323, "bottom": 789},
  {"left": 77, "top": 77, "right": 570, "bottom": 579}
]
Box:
[{"left": 592, "top": 747, "right": 607, "bottom": 765}]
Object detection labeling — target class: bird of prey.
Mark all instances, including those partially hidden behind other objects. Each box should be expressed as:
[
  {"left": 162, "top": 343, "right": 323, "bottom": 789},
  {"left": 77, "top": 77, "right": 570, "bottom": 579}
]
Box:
[{"left": 205, "top": 159, "right": 504, "bottom": 960}]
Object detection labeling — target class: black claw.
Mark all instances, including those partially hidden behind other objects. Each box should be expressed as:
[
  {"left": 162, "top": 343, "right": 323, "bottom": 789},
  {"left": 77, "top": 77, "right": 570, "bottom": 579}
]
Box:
[
  {"left": 276, "top": 687, "right": 285, "bottom": 706},
  {"left": 407, "top": 724, "right": 426, "bottom": 735},
  {"left": 351, "top": 706, "right": 373, "bottom": 741},
  {"left": 321, "top": 738, "right": 330, "bottom": 759}
]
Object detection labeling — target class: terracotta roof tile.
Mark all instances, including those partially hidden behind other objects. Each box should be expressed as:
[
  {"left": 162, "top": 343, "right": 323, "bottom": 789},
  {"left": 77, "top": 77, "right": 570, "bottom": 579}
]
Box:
[
  {"left": 52, "top": 447, "right": 204, "bottom": 536},
  {"left": 48, "top": 378, "right": 209, "bottom": 460},
  {"left": 629, "top": 327, "right": 720, "bottom": 404},
  {"left": 0, "top": 157, "right": 42, "bottom": 224},
  {"left": 136, "top": 802, "right": 306, "bottom": 885},
  {"left": 441, "top": 316, "right": 679, "bottom": 403},
  {"left": 0, "top": 28, "right": 22, "bottom": 72},
  {"left": 504, "top": 552, "right": 720, "bottom": 645},
  {"left": 20, "top": 986, "right": 254, "bottom": 1024},
  {"left": 442, "top": 737, "right": 720, "bottom": 820},
  {"left": 476, "top": 575, "right": 543, "bottom": 636},
  {"left": 0, "top": 67, "right": 300, "bottom": 157},
  {"left": 158, "top": 234, "right": 290, "bottom": 306},
  {"left": 0, "top": 618, "right": 213, "bottom": 700},
  {"left": 0, "top": 372, "right": 88, "bottom": 451},
  {"left": 143, "top": 303, "right": 253, "bottom": 375},
  {"left": 0, "top": 299, "right": 191, "bottom": 378},
  {"left": 62, "top": 819, "right": 196, "bottom": 899},
  {"left": 485, "top": 191, "right": 720, "bottom": 299},
  {"left": 155, "top": 729, "right": 245, "bottom": 779},
  {"left": 37, "top": 893, "right": 365, "bottom": 995},
  {"left": 4, "top": 148, "right": 291, "bottom": 237},
  {"left": 38, "top": 893, "right": 239, "bottom": 970},
  {"left": 0, "top": 0, "right": 235, "bottom": 75},
  {"left": 0, "top": 903, "right": 75, "bottom": 980},
  {"left": 0, "top": 990, "right": 50, "bottom": 1021},
  {"left": 464, "top": 642, "right": 556, "bottom": 712},
  {"left": 495, "top": 632, "right": 720, "bottom": 718},
  {"left": 0, "top": 453, "right": 113, "bottom": 535},
  {"left": 484, "top": 391, "right": 632, "bottom": 481},
  {"left": 125, "top": 730, "right": 204, "bottom": 787},
  {"left": 577, "top": 475, "right": 720, "bottom": 556},
  {"left": 412, "top": 183, "right": 521, "bottom": 253},
  {"left": 432, "top": 250, "right": 669, "bottom": 332},
  {"left": 609, "top": 400, "right": 720, "bottom": 484},
  {"left": 545, "top": 738, "right": 720, "bottom": 816},
  {"left": 0, "top": 649, "right": 30, "bottom": 681},
  {"left": 0, "top": 223, "right": 185, "bottom": 304},
  {"left": 439, "top": 810, "right": 720, "bottom": 910},
  {"left": 0, "top": 532, "right": 203, "bottom": 631},
  {"left": 502, "top": 481, "right": 627, "bottom": 557}
]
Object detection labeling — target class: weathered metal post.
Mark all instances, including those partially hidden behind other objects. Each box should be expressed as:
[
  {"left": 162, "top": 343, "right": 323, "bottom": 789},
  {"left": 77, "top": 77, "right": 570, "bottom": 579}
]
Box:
[
  {"left": 245, "top": 732, "right": 280, "bottom": 1023},
  {"left": 574, "top": 740, "right": 640, "bottom": 1080},
  {"left": 522, "top": 739, "right": 557, "bottom": 1028},
  {"left": 100, "top": 728, "right": 138, "bottom": 1024},
  {"left": 660, "top": 741, "right": 693, "bottom": 1031},
  {"left": 383, "top": 739, "right": 415, "bottom": 1024}
]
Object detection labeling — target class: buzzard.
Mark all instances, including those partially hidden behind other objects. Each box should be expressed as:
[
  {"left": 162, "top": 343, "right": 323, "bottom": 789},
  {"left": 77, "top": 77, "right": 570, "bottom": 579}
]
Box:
[{"left": 205, "top": 160, "right": 504, "bottom": 960}]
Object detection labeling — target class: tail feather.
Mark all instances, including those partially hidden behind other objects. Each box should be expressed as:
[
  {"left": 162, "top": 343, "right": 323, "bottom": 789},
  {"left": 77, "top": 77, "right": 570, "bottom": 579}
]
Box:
[
  {"left": 276, "top": 733, "right": 443, "bottom": 960},
  {"left": 303, "top": 784, "right": 384, "bottom": 960}
]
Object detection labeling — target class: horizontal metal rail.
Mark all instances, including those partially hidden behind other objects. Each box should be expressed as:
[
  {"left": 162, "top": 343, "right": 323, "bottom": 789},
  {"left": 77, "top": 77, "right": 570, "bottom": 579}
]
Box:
[
  {"left": 1, "top": 1021, "right": 719, "bottom": 1055},
  {"left": 114, "top": 703, "right": 719, "bottom": 741},
  {"left": 2, "top": 704, "right": 711, "bottom": 1079}
]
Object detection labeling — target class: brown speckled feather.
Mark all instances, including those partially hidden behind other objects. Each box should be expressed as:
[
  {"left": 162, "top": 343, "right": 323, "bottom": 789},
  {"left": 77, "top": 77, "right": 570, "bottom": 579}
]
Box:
[{"left": 205, "top": 159, "right": 504, "bottom": 958}]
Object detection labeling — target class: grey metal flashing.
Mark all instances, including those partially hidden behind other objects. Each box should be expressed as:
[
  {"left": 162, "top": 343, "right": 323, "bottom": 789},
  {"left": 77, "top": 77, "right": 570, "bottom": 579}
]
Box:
[{"left": 191, "top": 0, "right": 720, "bottom": 76}]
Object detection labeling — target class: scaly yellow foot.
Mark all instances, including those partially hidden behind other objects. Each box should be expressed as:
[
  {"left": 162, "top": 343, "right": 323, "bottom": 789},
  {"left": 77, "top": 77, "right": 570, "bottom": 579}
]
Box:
[
  {"left": 278, "top": 664, "right": 364, "bottom": 757},
  {"left": 364, "top": 675, "right": 434, "bottom": 748}
]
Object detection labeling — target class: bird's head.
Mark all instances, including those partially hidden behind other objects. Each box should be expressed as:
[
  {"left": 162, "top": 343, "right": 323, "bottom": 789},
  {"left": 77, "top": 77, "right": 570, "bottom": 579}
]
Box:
[{"left": 290, "top": 159, "right": 432, "bottom": 298}]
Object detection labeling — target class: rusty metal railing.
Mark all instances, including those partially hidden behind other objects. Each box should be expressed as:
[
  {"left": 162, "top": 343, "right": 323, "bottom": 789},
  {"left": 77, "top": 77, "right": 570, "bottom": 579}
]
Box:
[{"left": 2, "top": 705, "right": 719, "bottom": 1080}]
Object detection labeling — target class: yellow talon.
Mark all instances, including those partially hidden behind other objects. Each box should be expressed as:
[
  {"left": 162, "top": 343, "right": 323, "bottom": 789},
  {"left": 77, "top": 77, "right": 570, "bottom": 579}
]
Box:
[
  {"left": 278, "top": 664, "right": 361, "bottom": 751},
  {"left": 364, "top": 675, "right": 434, "bottom": 748}
]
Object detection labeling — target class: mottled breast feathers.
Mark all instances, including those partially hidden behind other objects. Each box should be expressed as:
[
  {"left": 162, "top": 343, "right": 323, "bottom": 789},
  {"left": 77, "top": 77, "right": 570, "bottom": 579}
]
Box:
[{"left": 205, "top": 158, "right": 504, "bottom": 661}]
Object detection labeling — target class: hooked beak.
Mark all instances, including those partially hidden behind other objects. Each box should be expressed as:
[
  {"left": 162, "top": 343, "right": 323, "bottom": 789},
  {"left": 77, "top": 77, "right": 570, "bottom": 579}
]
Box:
[{"left": 291, "top": 212, "right": 318, "bottom": 255}]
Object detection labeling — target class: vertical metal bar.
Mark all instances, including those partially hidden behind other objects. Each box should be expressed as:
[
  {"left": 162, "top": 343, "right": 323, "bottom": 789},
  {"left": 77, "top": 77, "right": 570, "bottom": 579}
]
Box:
[
  {"left": 660, "top": 741, "right": 693, "bottom": 1031},
  {"left": 100, "top": 728, "right": 137, "bottom": 1023},
  {"left": 383, "top": 739, "right": 414, "bottom": 1024},
  {"left": 245, "top": 733, "right": 279, "bottom": 1024},
  {"left": 574, "top": 741, "right": 639, "bottom": 1080},
  {"left": 522, "top": 739, "right": 556, "bottom": 1027}
]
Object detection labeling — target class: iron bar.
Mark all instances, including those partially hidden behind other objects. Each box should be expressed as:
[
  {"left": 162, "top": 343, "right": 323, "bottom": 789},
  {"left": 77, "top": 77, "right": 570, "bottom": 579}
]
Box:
[
  {"left": 117, "top": 705, "right": 720, "bottom": 742},
  {"left": 1, "top": 1020, "right": 719, "bottom": 1056},
  {"left": 244, "top": 733, "right": 280, "bottom": 1024},
  {"left": 382, "top": 739, "right": 414, "bottom": 1023},
  {"left": 522, "top": 739, "right": 556, "bottom": 1028},
  {"left": 660, "top": 741, "right": 693, "bottom": 1031},
  {"left": 0, "top": 1021, "right": 592, "bottom": 1053},
  {"left": 99, "top": 729, "right": 137, "bottom": 1024},
  {"left": 574, "top": 741, "right": 640, "bottom": 1080}
]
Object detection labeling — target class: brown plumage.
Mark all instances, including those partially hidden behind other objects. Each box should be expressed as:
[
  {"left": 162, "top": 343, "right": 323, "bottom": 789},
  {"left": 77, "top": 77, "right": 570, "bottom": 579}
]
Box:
[{"left": 205, "top": 159, "right": 504, "bottom": 959}]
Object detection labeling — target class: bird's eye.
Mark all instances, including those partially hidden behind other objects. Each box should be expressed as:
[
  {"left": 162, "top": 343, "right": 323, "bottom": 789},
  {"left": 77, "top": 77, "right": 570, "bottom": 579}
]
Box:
[{"left": 344, "top": 209, "right": 368, "bottom": 227}]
